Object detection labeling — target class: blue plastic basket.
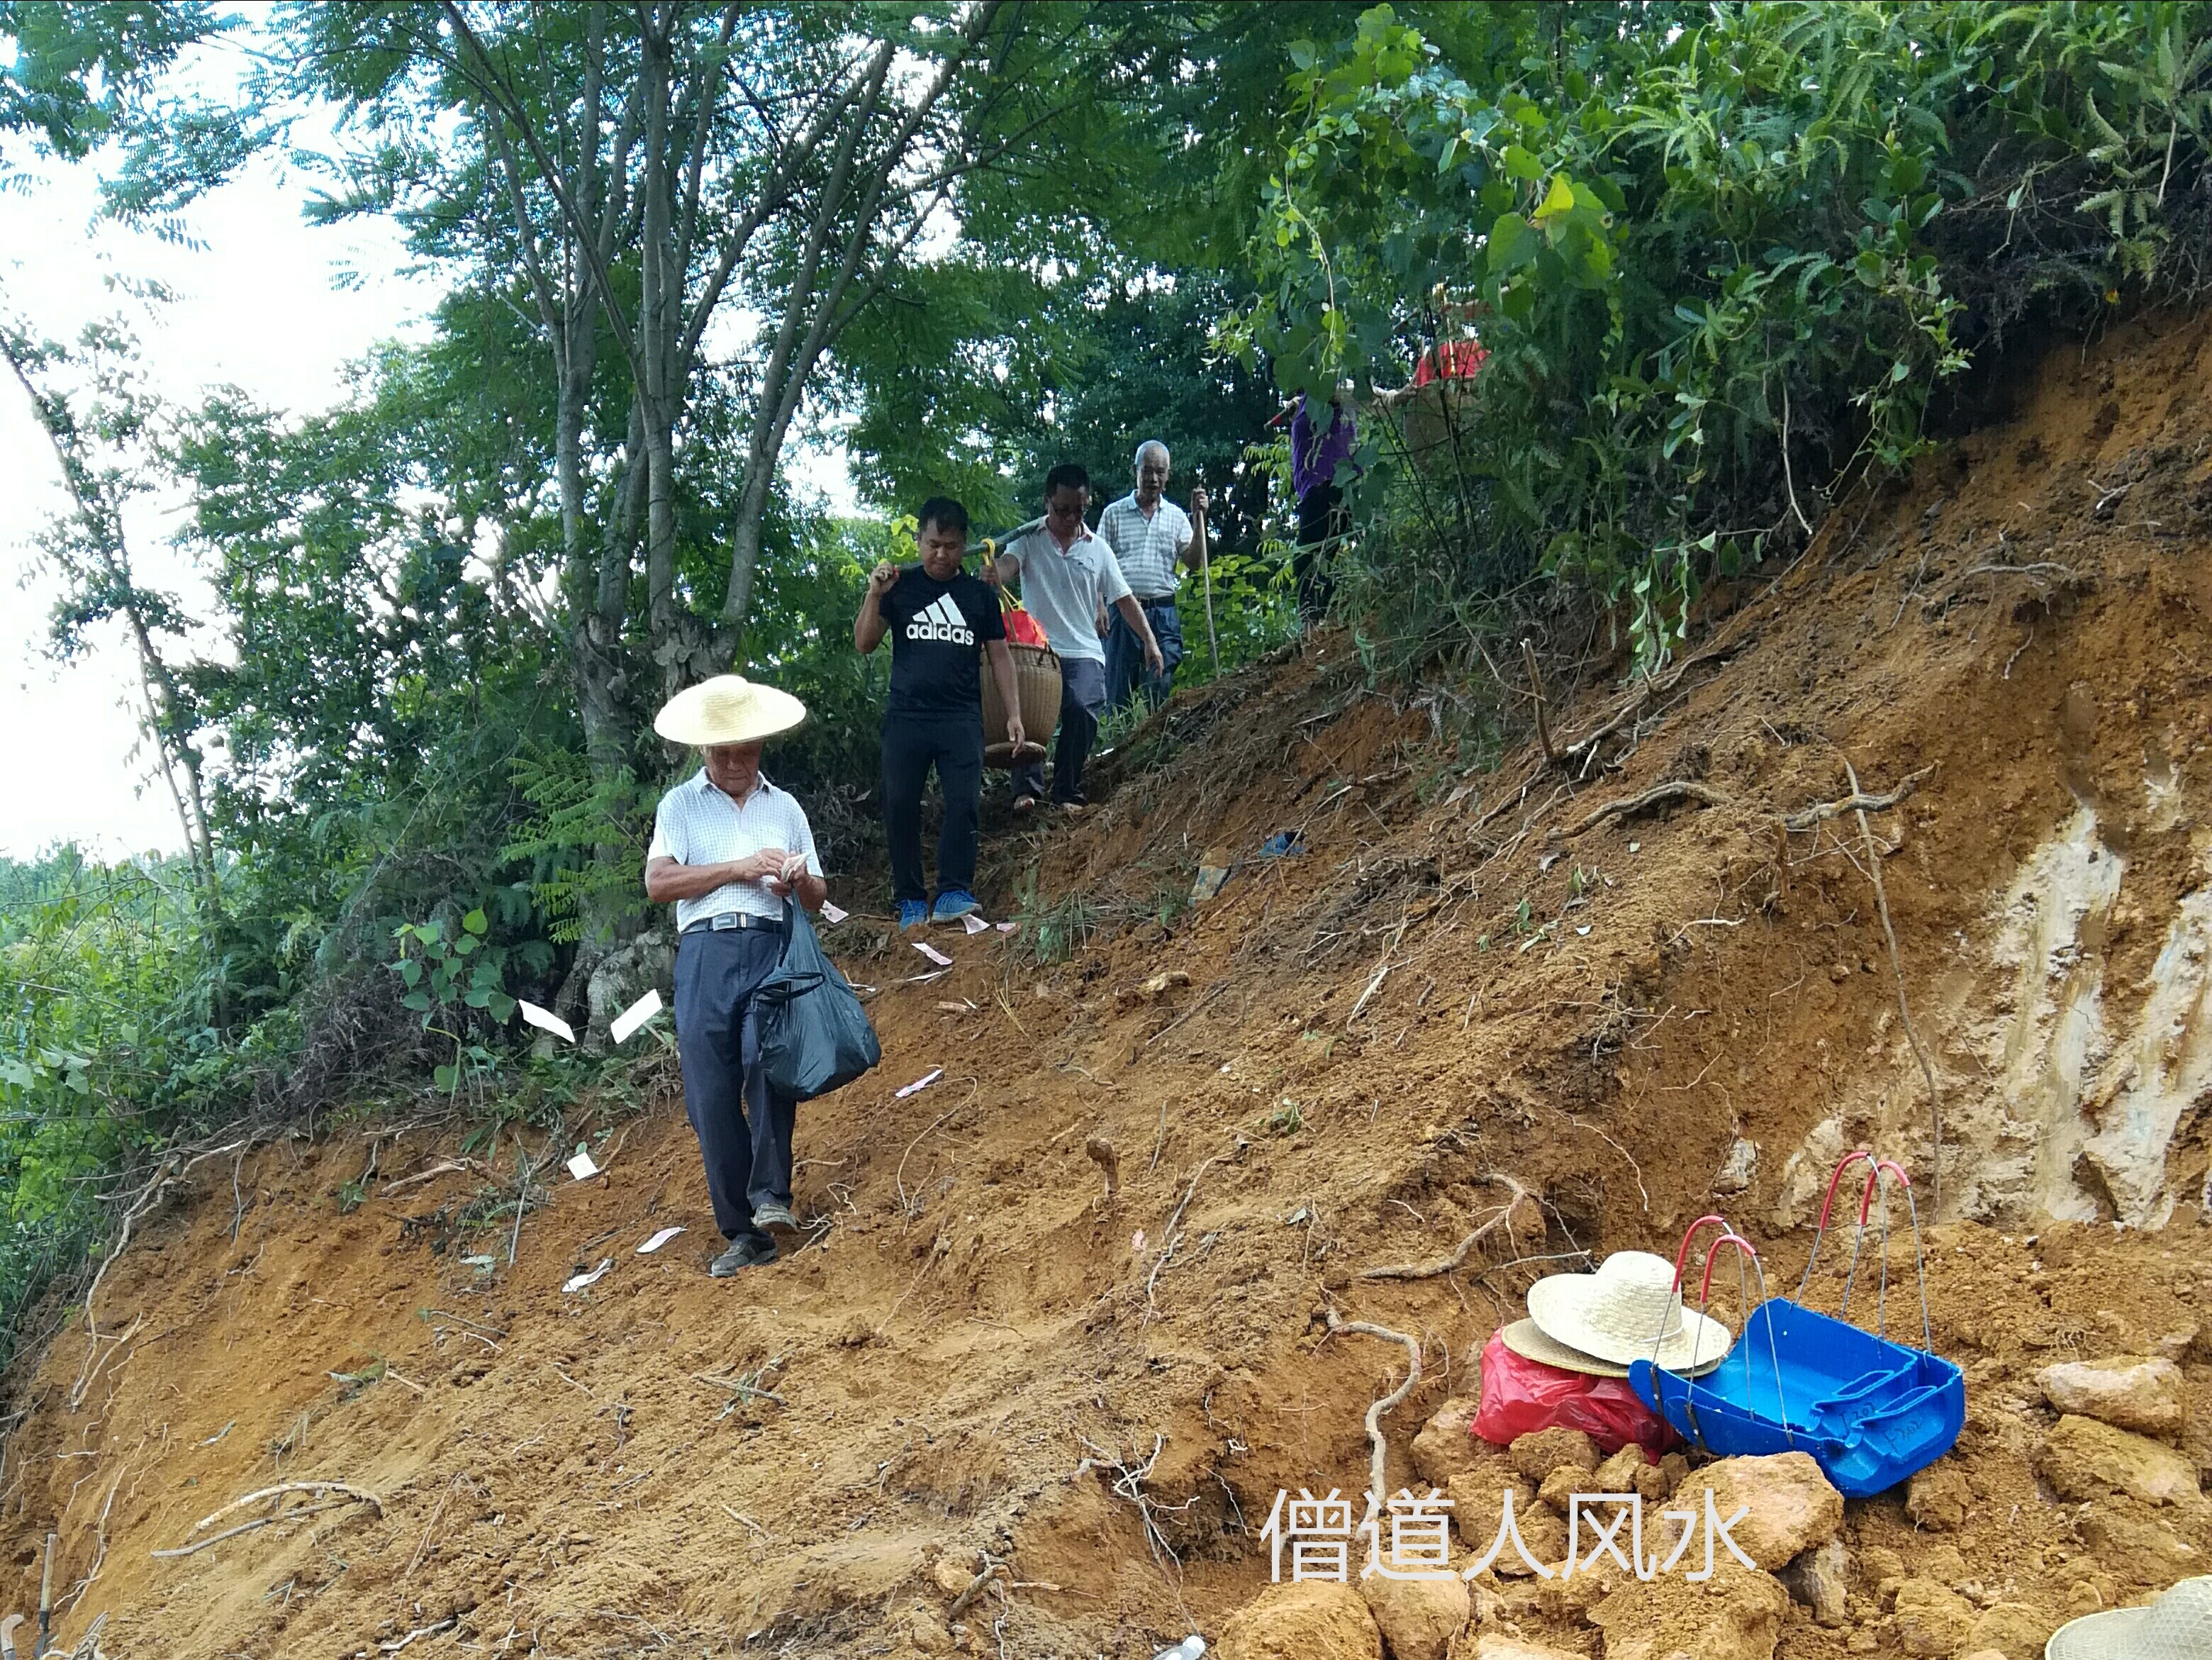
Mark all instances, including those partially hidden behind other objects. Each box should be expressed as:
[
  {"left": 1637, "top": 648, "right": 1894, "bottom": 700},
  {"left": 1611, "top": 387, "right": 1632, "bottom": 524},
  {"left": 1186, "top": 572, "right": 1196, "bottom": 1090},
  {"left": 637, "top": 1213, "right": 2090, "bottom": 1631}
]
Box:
[{"left": 1626, "top": 1157, "right": 1965, "bottom": 1497}]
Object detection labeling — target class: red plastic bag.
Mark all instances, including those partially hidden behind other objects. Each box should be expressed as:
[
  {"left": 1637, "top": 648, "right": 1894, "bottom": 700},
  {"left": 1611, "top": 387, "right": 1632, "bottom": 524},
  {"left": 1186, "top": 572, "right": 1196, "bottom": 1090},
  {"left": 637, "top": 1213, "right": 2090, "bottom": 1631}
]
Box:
[
  {"left": 998, "top": 592, "right": 1050, "bottom": 649},
  {"left": 1471, "top": 1332, "right": 1680, "bottom": 1457}
]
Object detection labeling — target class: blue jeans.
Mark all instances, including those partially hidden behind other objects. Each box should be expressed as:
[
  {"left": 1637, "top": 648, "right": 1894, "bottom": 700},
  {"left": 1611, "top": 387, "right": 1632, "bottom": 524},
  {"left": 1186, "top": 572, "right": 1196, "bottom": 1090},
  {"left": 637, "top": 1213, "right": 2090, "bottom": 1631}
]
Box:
[
  {"left": 1012, "top": 654, "right": 1107, "bottom": 805},
  {"left": 1105, "top": 597, "right": 1183, "bottom": 714}
]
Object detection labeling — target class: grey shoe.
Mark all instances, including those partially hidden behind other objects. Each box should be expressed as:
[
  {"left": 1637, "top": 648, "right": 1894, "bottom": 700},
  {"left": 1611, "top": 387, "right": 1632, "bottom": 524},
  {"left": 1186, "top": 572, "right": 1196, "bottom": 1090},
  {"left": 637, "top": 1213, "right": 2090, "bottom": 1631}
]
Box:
[
  {"left": 709, "top": 1235, "right": 776, "bottom": 1277},
  {"left": 751, "top": 1201, "right": 798, "bottom": 1232}
]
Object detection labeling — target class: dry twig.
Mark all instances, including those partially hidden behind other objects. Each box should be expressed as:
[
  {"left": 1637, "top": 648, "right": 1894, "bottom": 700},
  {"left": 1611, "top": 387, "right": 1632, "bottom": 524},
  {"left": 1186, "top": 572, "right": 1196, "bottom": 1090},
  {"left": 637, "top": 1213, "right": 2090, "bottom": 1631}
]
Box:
[
  {"left": 1780, "top": 765, "right": 1934, "bottom": 832},
  {"left": 1842, "top": 758, "right": 1945, "bottom": 1204}
]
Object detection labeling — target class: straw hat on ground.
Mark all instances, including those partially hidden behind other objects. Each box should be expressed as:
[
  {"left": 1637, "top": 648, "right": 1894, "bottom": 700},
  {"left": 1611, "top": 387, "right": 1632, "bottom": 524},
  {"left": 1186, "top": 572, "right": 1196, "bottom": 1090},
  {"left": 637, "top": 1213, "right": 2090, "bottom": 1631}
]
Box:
[
  {"left": 1521, "top": 1250, "right": 1735, "bottom": 1376},
  {"left": 1499, "top": 1316, "right": 1730, "bottom": 1381},
  {"left": 2047, "top": 1576, "right": 2212, "bottom": 1660},
  {"left": 653, "top": 675, "right": 808, "bottom": 748}
]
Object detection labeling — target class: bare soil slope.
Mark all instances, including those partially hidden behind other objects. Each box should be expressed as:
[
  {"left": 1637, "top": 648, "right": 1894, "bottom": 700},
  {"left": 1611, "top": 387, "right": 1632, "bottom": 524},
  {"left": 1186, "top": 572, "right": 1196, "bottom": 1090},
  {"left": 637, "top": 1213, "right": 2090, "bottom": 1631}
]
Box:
[{"left": 6, "top": 313, "right": 2212, "bottom": 1660}]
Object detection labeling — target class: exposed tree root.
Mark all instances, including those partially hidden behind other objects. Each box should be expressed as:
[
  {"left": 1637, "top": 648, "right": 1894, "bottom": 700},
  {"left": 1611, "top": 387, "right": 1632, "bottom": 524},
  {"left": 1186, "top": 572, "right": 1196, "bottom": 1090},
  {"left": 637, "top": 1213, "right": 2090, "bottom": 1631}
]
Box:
[
  {"left": 1780, "top": 764, "right": 1935, "bottom": 831},
  {"left": 1562, "top": 780, "right": 1726, "bottom": 838},
  {"left": 1357, "top": 1174, "right": 1541, "bottom": 1281},
  {"left": 1324, "top": 1312, "right": 1421, "bottom": 1518}
]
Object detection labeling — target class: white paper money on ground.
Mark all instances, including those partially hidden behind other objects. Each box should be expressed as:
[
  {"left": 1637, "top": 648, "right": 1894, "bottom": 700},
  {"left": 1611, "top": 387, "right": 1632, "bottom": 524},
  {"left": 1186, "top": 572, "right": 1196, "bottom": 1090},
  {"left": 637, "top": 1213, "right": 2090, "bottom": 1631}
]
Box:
[
  {"left": 562, "top": 1257, "right": 612, "bottom": 1292},
  {"left": 565, "top": 1149, "right": 600, "bottom": 1181},
  {"left": 961, "top": 913, "right": 990, "bottom": 934},
  {"left": 894, "top": 1067, "right": 944, "bottom": 1098},
  {"left": 820, "top": 901, "right": 848, "bottom": 924},
  {"left": 610, "top": 988, "right": 663, "bottom": 1045},
  {"left": 637, "top": 1226, "right": 685, "bottom": 1254},
  {"left": 912, "top": 940, "right": 953, "bottom": 967},
  {"left": 518, "top": 1000, "right": 576, "bottom": 1043}
]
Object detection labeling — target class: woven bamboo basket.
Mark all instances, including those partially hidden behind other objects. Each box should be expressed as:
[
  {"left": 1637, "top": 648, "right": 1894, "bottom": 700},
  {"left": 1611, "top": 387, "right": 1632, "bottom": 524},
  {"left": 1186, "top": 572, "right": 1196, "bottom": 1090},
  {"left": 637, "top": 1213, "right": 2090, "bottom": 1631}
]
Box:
[{"left": 983, "top": 641, "right": 1060, "bottom": 767}]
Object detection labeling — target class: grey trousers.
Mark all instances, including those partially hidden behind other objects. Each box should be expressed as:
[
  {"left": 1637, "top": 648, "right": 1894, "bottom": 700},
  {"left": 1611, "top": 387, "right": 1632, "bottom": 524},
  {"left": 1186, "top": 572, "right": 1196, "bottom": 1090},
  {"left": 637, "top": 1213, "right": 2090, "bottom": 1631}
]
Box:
[
  {"left": 672, "top": 926, "right": 795, "bottom": 1242},
  {"left": 1011, "top": 654, "right": 1108, "bottom": 804}
]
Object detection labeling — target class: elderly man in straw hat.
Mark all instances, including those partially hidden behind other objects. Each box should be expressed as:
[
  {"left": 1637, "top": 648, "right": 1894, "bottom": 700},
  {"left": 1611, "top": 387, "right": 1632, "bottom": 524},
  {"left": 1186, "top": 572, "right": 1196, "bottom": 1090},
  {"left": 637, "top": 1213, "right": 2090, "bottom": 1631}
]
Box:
[{"left": 644, "top": 674, "right": 827, "bottom": 1276}]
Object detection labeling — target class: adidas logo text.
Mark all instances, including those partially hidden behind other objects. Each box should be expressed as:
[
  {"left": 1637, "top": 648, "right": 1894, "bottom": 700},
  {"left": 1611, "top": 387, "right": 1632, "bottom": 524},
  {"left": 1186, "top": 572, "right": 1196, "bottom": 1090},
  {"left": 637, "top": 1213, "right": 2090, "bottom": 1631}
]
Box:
[{"left": 905, "top": 595, "right": 973, "bottom": 646}]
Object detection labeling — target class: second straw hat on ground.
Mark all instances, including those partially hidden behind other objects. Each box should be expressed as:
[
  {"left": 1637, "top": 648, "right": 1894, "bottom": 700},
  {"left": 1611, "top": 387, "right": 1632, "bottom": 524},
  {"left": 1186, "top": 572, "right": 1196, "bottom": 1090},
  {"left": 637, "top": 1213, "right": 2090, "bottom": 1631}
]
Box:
[{"left": 1520, "top": 1250, "right": 1735, "bottom": 1375}]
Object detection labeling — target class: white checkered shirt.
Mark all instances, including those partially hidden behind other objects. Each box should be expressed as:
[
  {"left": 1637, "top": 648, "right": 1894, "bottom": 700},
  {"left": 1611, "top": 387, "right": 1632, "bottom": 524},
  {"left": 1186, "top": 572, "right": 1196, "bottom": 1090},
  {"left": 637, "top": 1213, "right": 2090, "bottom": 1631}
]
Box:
[
  {"left": 1097, "top": 493, "right": 1193, "bottom": 601},
  {"left": 646, "top": 769, "right": 824, "bottom": 931}
]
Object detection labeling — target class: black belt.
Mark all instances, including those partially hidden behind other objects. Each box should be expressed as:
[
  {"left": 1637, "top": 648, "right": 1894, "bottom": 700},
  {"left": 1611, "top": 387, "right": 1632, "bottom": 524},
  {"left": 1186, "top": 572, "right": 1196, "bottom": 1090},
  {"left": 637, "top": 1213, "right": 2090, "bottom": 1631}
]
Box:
[
  {"left": 683, "top": 911, "right": 781, "bottom": 935},
  {"left": 1134, "top": 593, "right": 1175, "bottom": 606}
]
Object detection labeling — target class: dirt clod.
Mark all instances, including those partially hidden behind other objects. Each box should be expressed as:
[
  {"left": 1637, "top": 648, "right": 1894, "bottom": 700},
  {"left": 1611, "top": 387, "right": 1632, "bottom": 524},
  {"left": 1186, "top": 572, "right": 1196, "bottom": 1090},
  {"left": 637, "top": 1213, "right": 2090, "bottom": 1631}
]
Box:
[
  {"left": 1217, "top": 1581, "right": 1382, "bottom": 1660},
  {"left": 2038, "top": 1355, "right": 2188, "bottom": 1436}
]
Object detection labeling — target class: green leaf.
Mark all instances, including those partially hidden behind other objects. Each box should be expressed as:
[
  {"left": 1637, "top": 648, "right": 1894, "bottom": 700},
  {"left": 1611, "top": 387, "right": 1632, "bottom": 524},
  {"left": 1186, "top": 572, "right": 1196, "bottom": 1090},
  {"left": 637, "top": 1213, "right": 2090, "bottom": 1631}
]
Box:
[
  {"left": 397, "top": 958, "right": 422, "bottom": 986},
  {"left": 1487, "top": 213, "right": 1538, "bottom": 273},
  {"left": 434, "top": 1063, "right": 457, "bottom": 1091},
  {"left": 1502, "top": 143, "right": 1543, "bottom": 180},
  {"left": 463, "top": 908, "right": 488, "bottom": 935},
  {"left": 488, "top": 993, "right": 518, "bottom": 1022},
  {"left": 403, "top": 991, "right": 432, "bottom": 1013},
  {"left": 1533, "top": 173, "right": 1576, "bottom": 223},
  {"left": 452, "top": 933, "right": 479, "bottom": 956}
]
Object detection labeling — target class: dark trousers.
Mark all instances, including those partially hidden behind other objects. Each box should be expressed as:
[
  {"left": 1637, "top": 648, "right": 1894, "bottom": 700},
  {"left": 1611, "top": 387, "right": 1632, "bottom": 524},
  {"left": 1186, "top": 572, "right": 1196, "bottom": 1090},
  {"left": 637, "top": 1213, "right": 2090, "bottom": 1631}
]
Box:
[
  {"left": 1295, "top": 484, "right": 1344, "bottom": 625},
  {"left": 673, "top": 926, "right": 795, "bottom": 1242},
  {"left": 1105, "top": 597, "right": 1184, "bottom": 713},
  {"left": 1012, "top": 654, "right": 1107, "bottom": 806},
  {"left": 881, "top": 710, "right": 984, "bottom": 903}
]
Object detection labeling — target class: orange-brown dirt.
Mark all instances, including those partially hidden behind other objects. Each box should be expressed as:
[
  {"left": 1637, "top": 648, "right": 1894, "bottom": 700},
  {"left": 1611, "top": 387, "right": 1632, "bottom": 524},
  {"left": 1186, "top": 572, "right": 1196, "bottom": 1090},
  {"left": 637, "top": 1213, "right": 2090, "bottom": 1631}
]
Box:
[{"left": 5, "top": 313, "right": 2212, "bottom": 1660}]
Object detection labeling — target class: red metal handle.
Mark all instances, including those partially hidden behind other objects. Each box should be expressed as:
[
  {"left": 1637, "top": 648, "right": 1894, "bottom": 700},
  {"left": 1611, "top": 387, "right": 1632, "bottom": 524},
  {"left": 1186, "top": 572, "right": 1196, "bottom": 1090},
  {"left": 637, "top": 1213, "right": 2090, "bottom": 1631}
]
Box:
[
  {"left": 1815, "top": 1149, "right": 1878, "bottom": 1232},
  {"left": 1670, "top": 1215, "right": 1731, "bottom": 1291},
  {"left": 1698, "top": 1232, "right": 1760, "bottom": 1305},
  {"left": 1856, "top": 1159, "right": 1914, "bottom": 1225}
]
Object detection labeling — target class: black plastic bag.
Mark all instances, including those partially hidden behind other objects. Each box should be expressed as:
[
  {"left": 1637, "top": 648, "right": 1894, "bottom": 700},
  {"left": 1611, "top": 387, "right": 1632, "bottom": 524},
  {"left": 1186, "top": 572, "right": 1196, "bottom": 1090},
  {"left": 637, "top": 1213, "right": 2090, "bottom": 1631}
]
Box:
[{"left": 754, "top": 897, "right": 881, "bottom": 1102}]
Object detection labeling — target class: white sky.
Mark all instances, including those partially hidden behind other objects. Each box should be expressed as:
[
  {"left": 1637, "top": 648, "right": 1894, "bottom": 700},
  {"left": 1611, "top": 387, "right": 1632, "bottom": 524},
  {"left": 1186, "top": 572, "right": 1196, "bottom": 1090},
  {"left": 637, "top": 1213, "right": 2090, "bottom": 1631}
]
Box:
[
  {"left": 0, "top": 99, "right": 856, "bottom": 864},
  {"left": 0, "top": 140, "right": 442, "bottom": 861}
]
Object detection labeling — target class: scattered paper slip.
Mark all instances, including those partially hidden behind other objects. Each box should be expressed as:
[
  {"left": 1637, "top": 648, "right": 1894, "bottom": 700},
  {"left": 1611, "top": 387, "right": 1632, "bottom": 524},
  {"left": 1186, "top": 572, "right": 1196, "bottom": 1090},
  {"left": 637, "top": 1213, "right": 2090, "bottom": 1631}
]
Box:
[
  {"left": 518, "top": 999, "right": 576, "bottom": 1043},
  {"left": 995, "top": 921, "right": 1017, "bottom": 933},
  {"left": 905, "top": 969, "right": 949, "bottom": 984},
  {"left": 961, "top": 913, "right": 990, "bottom": 935},
  {"left": 566, "top": 1149, "right": 601, "bottom": 1181},
  {"left": 637, "top": 1226, "right": 686, "bottom": 1254},
  {"left": 562, "top": 1258, "right": 613, "bottom": 1293},
  {"left": 895, "top": 1067, "right": 944, "bottom": 1098},
  {"left": 610, "top": 988, "right": 662, "bottom": 1045},
  {"left": 821, "top": 901, "right": 848, "bottom": 924},
  {"left": 912, "top": 940, "right": 953, "bottom": 967}
]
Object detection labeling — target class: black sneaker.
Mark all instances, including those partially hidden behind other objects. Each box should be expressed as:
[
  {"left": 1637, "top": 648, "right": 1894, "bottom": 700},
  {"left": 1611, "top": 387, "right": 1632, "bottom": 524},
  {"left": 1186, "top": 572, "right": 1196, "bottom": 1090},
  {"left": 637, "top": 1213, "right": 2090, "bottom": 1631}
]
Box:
[{"left": 708, "top": 1235, "right": 777, "bottom": 1276}]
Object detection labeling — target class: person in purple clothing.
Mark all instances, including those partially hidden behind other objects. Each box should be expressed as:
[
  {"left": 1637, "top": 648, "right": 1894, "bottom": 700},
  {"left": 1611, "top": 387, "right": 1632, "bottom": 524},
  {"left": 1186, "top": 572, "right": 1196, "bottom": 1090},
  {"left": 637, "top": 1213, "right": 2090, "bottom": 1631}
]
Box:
[{"left": 1289, "top": 393, "right": 1356, "bottom": 627}]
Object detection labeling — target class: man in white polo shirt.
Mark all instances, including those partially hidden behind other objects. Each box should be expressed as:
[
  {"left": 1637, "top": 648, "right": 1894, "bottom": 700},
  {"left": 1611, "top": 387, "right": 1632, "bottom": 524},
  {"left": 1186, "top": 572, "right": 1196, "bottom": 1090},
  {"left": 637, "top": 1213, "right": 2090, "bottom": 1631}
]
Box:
[
  {"left": 644, "top": 675, "right": 827, "bottom": 1277},
  {"left": 988, "top": 462, "right": 1163, "bottom": 813},
  {"left": 1097, "top": 440, "right": 1210, "bottom": 715}
]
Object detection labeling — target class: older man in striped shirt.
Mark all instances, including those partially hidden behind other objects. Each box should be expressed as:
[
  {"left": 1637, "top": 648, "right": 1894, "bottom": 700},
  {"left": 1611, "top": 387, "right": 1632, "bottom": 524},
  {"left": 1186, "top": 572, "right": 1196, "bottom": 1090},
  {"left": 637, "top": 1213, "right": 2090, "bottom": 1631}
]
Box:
[
  {"left": 644, "top": 676, "right": 827, "bottom": 1277},
  {"left": 1098, "top": 440, "right": 1209, "bottom": 714}
]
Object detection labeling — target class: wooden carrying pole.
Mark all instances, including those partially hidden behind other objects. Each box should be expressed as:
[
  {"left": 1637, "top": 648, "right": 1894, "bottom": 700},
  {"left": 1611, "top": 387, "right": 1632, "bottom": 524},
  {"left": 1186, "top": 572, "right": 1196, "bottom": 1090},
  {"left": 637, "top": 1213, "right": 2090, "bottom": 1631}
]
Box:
[
  {"left": 1193, "top": 506, "right": 1219, "bottom": 674},
  {"left": 35, "top": 1531, "right": 53, "bottom": 1659}
]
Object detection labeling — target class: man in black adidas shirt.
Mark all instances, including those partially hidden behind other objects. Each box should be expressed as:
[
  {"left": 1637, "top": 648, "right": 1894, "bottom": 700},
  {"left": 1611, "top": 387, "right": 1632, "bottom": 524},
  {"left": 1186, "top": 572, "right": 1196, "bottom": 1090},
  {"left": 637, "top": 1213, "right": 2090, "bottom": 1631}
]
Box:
[{"left": 854, "top": 496, "right": 1024, "bottom": 929}]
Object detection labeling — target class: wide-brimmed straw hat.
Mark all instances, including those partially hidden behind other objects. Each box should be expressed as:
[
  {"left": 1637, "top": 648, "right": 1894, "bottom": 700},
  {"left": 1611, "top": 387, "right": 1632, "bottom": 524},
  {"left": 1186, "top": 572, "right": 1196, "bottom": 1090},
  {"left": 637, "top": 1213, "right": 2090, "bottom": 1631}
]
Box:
[
  {"left": 2047, "top": 1576, "right": 2212, "bottom": 1660},
  {"left": 1499, "top": 1316, "right": 1729, "bottom": 1381},
  {"left": 653, "top": 675, "right": 808, "bottom": 748},
  {"left": 1523, "top": 1250, "right": 1735, "bottom": 1375}
]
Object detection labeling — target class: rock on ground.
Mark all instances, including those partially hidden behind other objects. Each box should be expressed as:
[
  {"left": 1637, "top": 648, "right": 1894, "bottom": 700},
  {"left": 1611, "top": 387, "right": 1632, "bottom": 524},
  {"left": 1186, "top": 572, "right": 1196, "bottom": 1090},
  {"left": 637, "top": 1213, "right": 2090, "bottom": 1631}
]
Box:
[
  {"left": 1411, "top": 1398, "right": 1485, "bottom": 1487},
  {"left": 1217, "top": 1581, "right": 1383, "bottom": 1660},
  {"left": 2038, "top": 1356, "right": 2188, "bottom": 1437},
  {"left": 1588, "top": 1564, "right": 1789, "bottom": 1660},
  {"left": 1904, "top": 1462, "right": 1971, "bottom": 1530},
  {"left": 1777, "top": 1537, "right": 1849, "bottom": 1627},
  {"left": 1509, "top": 1428, "right": 1600, "bottom": 1485},
  {"left": 1966, "top": 1601, "right": 2052, "bottom": 1659},
  {"left": 583, "top": 928, "right": 675, "bottom": 1045},
  {"left": 2078, "top": 1503, "right": 2201, "bottom": 1578},
  {"left": 1359, "top": 1571, "right": 1468, "bottom": 1660},
  {"left": 2038, "top": 1414, "right": 2208, "bottom": 1508},
  {"left": 1472, "top": 1639, "right": 1585, "bottom": 1660},
  {"left": 1891, "top": 1578, "right": 1974, "bottom": 1659},
  {"left": 1675, "top": 1452, "right": 1843, "bottom": 1570}
]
